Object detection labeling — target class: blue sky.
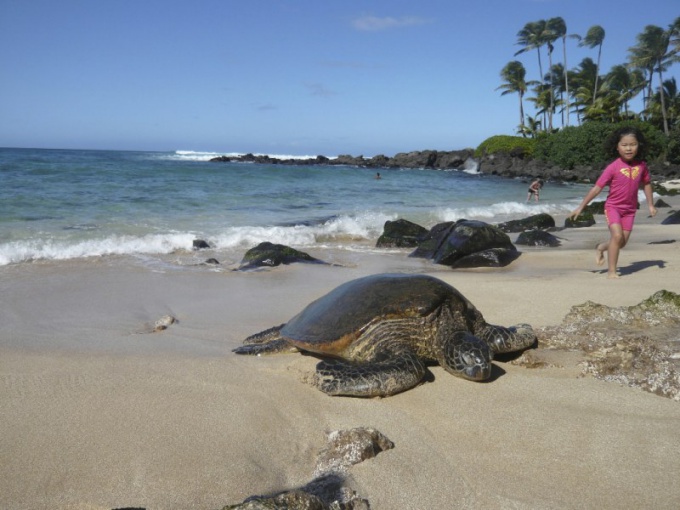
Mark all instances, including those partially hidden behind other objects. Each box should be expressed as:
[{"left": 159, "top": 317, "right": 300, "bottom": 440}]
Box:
[{"left": 1, "top": 0, "right": 677, "bottom": 156}]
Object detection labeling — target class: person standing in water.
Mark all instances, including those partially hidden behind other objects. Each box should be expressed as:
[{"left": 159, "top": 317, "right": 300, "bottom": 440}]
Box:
[
  {"left": 526, "top": 179, "right": 543, "bottom": 202},
  {"left": 569, "top": 126, "right": 657, "bottom": 279}
]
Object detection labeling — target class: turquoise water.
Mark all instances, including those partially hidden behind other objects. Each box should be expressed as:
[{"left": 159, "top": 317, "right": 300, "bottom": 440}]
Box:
[{"left": 0, "top": 147, "right": 590, "bottom": 266}]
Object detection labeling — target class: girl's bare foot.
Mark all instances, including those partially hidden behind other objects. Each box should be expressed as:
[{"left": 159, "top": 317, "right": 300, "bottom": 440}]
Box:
[
  {"left": 596, "top": 247, "right": 605, "bottom": 266},
  {"left": 607, "top": 272, "right": 620, "bottom": 279}
]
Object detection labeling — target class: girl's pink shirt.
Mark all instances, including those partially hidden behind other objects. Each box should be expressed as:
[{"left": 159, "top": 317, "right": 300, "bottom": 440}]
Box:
[{"left": 595, "top": 157, "right": 650, "bottom": 212}]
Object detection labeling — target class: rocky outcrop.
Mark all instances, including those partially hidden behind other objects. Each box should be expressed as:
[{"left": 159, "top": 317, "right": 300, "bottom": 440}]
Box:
[
  {"left": 211, "top": 149, "right": 476, "bottom": 170},
  {"left": 211, "top": 149, "right": 680, "bottom": 183},
  {"left": 478, "top": 152, "right": 680, "bottom": 183}
]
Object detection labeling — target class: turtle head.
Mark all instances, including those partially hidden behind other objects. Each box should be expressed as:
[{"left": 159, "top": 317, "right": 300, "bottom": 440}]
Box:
[
  {"left": 438, "top": 331, "right": 492, "bottom": 381},
  {"left": 482, "top": 323, "right": 537, "bottom": 354}
]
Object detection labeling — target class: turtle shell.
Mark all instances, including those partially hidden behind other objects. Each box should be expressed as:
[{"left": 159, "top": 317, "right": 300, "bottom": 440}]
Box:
[{"left": 281, "top": 273, "right": 465, "bottom": 354}]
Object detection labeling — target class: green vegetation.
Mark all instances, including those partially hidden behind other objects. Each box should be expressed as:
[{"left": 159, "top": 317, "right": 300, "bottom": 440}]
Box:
[
  {"left": 488, "top": 16, "right": 680, "bottom": 168},
  {"left": 474, "top": 135, "right": 536, "bottom": 158},
  {"left": 534, "top": 121, "right": 668, "bottom": 168},
  {"left": 497, "top": 16, "right": 680, "bottom": 141}
]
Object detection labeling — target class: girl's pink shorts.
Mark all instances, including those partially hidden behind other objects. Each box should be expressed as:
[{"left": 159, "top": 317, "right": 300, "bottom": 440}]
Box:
[{"left": 605, "top": 207, "right": 635, "bottom": 231}]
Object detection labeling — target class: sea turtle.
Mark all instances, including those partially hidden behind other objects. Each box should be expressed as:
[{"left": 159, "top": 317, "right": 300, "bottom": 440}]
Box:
[{"left": 233, "top": 273, "right": 536, "bottom": 397}]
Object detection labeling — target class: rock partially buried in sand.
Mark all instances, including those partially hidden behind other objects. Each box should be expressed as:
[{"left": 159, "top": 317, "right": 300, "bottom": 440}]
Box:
[
  {"left": 233, "top": 273, "right": 536, "bottom": 397},
  {"left": 537, "top": 290, "right": 680, "bottom": 400},
  {"left": 153, "top": 315, "right": 177, "bottom": 332},
  {"left": 515, "top": 230, "right": 562, "bottom": 247},
  {"left": 223, "top": 427, "right": 387, "bottom": 509},
  {"left": 314, "top": 427, "right": 394, "bottom": 476},
  {"left": 661, "top": 210, "right": 680, "bottom": 225},
  {"left": 496, "top": 213, "right": 556, "bottom": 233},
  {"left": 238, "top": 242, "right": 329, "bottom": 270}
]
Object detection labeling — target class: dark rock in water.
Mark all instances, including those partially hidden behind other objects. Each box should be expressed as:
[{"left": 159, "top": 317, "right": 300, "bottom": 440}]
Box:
[
  {"left": 584, "top": 202, "right": 605, "bottom": 215},
  {"left": 192, "top": 239, "right": 211, "bottom": 250},
  {"left": 204, "top": 258, "right": 220, "bottom": 265},
  {"left": 410, "top": 219, "right": 521, "bottom": 268},
  {"left": 564, "top": 211, "right": 595, "bottom": 228},
  {"left": 239, "top": 242, "right": 327, "bottom": 270},
  {"left": 661, "top": 210, "right": 680, "bottom": 225},
  {"left": 537, "top": 290, "right": 680, "bottom": 401},
  {"left": 655, "top": 198, "right": 671, "bottom": 208},
  {"left": 223, "top": 427, "right": 386, "bottom": 509},
  {"left": 376, "top": 218, "right": 428, "bottom": 248},
  {"left": 496, "top": 213, "right": 555, "bottom": 233},
  {"left": 408, "top": 222, "right": 454, "bottom": 260},
  {"left": 515, "top": 230, "right": 561, "bottom": 247}
]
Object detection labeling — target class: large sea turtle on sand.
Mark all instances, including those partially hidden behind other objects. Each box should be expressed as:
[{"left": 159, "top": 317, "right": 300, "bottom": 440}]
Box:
[{"left": 233, "top": 273, "right": 536, "bottom": 397}]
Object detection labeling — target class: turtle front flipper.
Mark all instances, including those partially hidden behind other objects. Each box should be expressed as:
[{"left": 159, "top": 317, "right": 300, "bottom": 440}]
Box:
[
  {"left": 232, "top": 340, "right": 297, "bottom": 355},
  {"left": 479, "top": 323, "right": 536, "bottom": 354},
  {"left": 313, "top": 350, "right": 426, "bottom": 397},
  {"left": 232, "top": 324, "right": 298, "bottom": 355}
]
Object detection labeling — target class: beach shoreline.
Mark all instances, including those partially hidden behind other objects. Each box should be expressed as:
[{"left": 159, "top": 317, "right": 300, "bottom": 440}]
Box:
[{"left": 2, "top": 203, "right": 680, "bottom": 509}]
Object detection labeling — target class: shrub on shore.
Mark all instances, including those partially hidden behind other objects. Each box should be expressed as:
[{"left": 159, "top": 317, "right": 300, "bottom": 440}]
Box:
[
  {"left": 474, "top": 135, "right": 536, "bottom": 159},
  {"left": 477, "top": 122, "right": 670, "bottom": 170}
]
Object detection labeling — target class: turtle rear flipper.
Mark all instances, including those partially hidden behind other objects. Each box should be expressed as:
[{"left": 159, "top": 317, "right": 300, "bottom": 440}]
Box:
[{"left": 313, "top": 350, "right": 426, "bottom": 397}]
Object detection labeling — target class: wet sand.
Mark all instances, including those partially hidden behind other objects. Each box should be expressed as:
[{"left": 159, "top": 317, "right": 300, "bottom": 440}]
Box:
[{"left": 2, "top": 200, "right": 680, "bottom": 509}]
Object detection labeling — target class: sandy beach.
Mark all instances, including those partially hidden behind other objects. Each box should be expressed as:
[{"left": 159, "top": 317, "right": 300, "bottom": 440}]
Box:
[{"left": 2, "top": 202, "right": 680, "bottom": 509}]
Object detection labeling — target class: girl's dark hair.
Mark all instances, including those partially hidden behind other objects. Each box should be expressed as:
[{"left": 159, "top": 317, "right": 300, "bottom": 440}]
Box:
[{"left": 604, "top": 126, "right": 647, "bottom": 160}]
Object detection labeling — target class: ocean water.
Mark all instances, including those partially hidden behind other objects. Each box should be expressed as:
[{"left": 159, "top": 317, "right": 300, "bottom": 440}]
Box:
[{"left": 0, "top": 147, "right": 591, "bottom": 267}]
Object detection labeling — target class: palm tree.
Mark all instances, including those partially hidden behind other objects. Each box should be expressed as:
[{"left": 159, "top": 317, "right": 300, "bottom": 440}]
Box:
[
  {"left": 577, "top": 25, "right": 606, "bottom": 105},
  {"left": 670, "top": 17, "right": 680, "bottom": 56},
  {"left": 650, "top": 77, "right": 680, "bottom": 130},
  {"left": 515, "top": 20, "right": 549, "bottom": 86},
  {"left": 548, "top": 63, "right": 567, "bottom": 126},
  {"left": 497, "top": 61, "right": 532, "bottom": 135},
  {"left": 546, "top": 17, "right": 575, "bottom": 126},
  {"left": 527, "top": 82, "right": 555, "bottom": 131},
  {"left": 604, "top": 65, "right": 645, "bottom": 119},
  {"left": 570, "top": 58, "right": 599, "bottom": 122},
  {"left": 628, "top": 24, "right": 675, "bottom": 134}
]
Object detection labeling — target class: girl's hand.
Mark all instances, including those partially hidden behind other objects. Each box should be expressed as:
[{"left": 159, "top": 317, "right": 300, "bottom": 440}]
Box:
[
  {"left": 569, "top": 207, "right": 583, "bottom": 220},
  {"left": 649, "top": 206, "right": 658, "bottom": 217}
]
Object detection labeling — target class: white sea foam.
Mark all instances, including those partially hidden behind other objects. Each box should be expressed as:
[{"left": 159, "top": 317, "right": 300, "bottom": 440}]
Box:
[
  {"left": 0, "top": 212, "right": 395, "bottom": 266},
  {"left": 436, "top": 201, "right": 580, "bottom": 223},
  {"left": 0, "top": 233, "right": 197, "bottom": 266},
  {"left": 171, "top": 150, "right": 323, "bottom": 162}
]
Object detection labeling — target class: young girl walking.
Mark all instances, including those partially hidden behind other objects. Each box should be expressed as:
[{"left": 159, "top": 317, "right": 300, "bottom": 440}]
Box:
[{"left": 570, "top": 127, "right": 657, "bottom": 278}]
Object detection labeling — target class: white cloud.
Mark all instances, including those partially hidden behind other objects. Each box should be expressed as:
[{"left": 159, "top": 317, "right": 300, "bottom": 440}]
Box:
[
  {"left": 352, "top": 15, "right": 429, "bottom": 32},
  {"left": 305, "top": 82, "right": 337, "bottom": 97}
]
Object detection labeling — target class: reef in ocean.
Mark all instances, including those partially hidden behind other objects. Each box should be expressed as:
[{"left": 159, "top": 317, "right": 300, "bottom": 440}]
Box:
[{"left": 535, "top": 290, "right": 680, "bottom": 401}]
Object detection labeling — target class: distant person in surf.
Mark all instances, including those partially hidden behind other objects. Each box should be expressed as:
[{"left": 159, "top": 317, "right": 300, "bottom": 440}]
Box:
[
  {"left": 526, "top": 179, "right": 543, "bottom": 202},
  {"left": 569, "top": 126, "right": 657, "bottom": 279},
  {"left": 375, "top": 172, "right": 381, "bottom": 180}
]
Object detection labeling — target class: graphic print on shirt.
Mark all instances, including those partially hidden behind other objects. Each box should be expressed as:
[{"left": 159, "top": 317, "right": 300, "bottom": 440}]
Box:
[{"left": 620, "top": 166, "right": 640, "bottom": 179}]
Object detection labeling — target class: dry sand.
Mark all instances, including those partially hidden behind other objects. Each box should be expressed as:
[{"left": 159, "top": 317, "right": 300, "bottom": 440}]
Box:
[{"left": 2, "top": 201, "right": 680, "bottom": 509}]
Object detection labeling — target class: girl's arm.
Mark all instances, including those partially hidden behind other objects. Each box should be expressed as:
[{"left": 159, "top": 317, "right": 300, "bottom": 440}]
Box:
[
  {"left": 570, "top": 185, "right": 603, "bottom": 219},
  {"left": 643, "top": 183, "right": 657, "bottom": 217}
]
